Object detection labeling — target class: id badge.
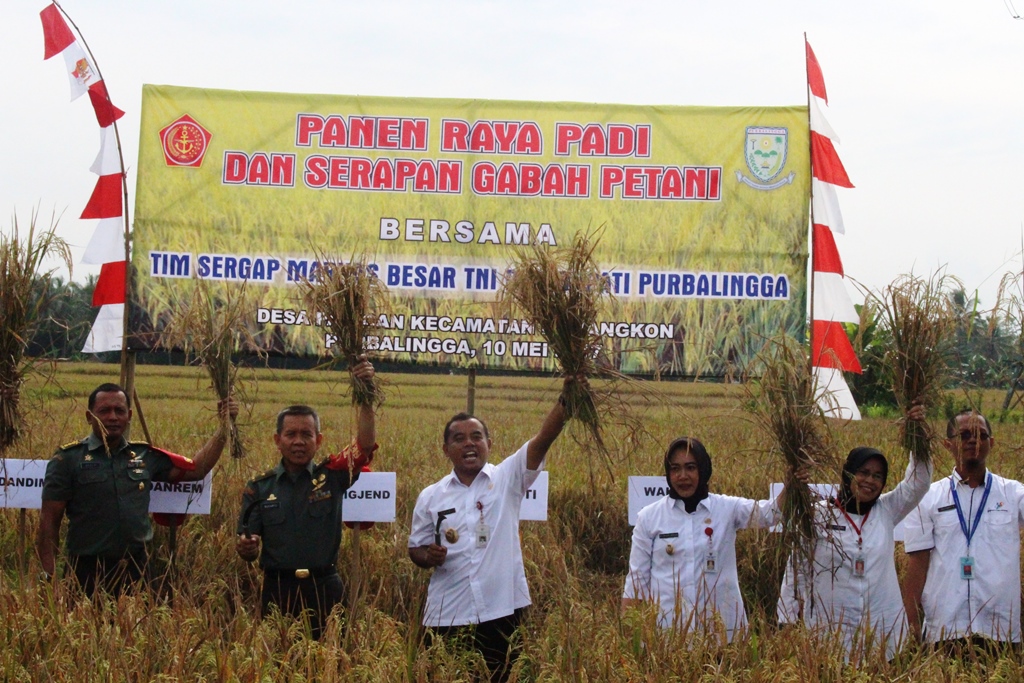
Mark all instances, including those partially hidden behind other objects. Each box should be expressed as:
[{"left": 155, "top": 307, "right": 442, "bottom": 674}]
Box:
[
  {"left": 960, "top": 556, "right": 975, "bottom": 580},
  {"left": 475, "top": 522, "right": 490, "bottom": 548},
  {"left": 704, "top": 551, "right": 718, "bottom": 574},
  {"left": 853, "top": 555, "right": 866, "bottom": 578}
]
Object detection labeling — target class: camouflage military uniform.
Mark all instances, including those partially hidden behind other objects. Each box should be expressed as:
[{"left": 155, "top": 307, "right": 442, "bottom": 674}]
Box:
[
  {"left": 238, "top": 441, "right": 373, "bottom": 639},
  {"left": 41, "top": 433, "right": 187, "bottom": 594}
]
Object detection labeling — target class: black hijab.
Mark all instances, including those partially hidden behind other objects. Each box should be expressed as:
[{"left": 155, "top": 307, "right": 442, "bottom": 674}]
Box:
[
  {"left": 835, "top": 446, "right": 889, "bottom": 515},
  {"left": 665, "top": 436, "right": 713, "bottom": 513}
]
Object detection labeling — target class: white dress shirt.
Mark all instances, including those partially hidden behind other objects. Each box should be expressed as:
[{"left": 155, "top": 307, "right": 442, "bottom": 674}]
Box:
[
  {"left": 409, "top": 441, "right": 540, "bottom": 627},
  {"left": 789, "top": 459, "right": 932, "bottom": 659},
  {"left": 623, "top": 493, "right": 777, "bottom": 641},
  {"left": 903, "top": 469, "right": 1024, "bottom": 643}
]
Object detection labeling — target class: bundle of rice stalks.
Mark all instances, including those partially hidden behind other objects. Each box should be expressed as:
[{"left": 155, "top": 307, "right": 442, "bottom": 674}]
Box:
[
  {"left": 301, "top": 257, "right": 389, "bottom": 408},
  {"left": 0, "top": 213, "right": 71, "bottom": 452},
  {"left": 747, "top": 335, "right": 836, "bottom": 574},
  {"left": 501, "top": 231, "right": 630, "bottom": 473},
  {"left": 871, "top": 271, "right": 960, "bottom": 463},
  {"left": 160, "top": 282, "right": 262, "bottom": 458}
]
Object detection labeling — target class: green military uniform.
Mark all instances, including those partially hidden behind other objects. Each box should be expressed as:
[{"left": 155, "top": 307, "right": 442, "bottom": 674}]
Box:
[
  {"left": 42, "top": 433, "right": 183, "bottom": 593},
  {"left": 238, "top": 448, "right": 364, "bottom": 639}
]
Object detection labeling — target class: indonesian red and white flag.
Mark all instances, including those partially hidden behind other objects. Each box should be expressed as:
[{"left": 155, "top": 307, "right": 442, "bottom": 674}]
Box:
[
  {"left": 812, "top": 179, "right": 845, "bottom": 235},
  {"left": 805, "top": 40, "right": 828, "bottom": 104},
  {"left": 81, "top": 174, "right": 122, "bottom": 219},
  {"left": 90, "top": 126, "right": 121, "bottom": 175},
  {"left": 81, "top": 303, "right": 124, "bottom": 353},
  {"left": 40, "top": 4, "right": 74, "bottom": 59},
  {"left": 807, "top": 38, "right": 861, "bottom": 420},
  {"left": 808, "top": 93, "right": 839, "bottom": 143},
  {"left": 92, "top": 260, "right": 126, "bottom": 307},
  {"left": 82, "top": 217, "right": 124, "bottom": 265},
  {"left": 60, "top": 42, "right": 101, "bottom": 100},
  {"left": 813, "top": 366, "right": 861, "bottom": 421}
]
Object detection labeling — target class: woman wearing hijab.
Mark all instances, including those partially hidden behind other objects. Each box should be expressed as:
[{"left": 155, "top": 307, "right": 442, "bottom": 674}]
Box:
[
  {"left": 621, "top": 436, "right": 786, "bottom": 641},
  {"left": 783, "top": 405, "right": 932, "bottom": 659}
]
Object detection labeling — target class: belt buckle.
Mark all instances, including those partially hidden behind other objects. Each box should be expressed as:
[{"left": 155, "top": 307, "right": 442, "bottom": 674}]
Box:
[{"left": 294, "top": 568, "right": 310, "bottom": 579}]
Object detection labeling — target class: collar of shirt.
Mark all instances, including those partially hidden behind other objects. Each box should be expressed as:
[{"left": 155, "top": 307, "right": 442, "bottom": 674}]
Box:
[
  {"left": 441, "top": 463, "right": 495, "bottom": 491},
  {"left": 86, "top": 432, "right": 127, "bottom": 455},
  {"left": 272, "top": 459, "right": 316, "bottom": 481},
  {"left": 672, "top": 496, "right": 711, "bottom": 515},
  {"left": 951, "top": 468, "right": 989, "bottom": 488}
]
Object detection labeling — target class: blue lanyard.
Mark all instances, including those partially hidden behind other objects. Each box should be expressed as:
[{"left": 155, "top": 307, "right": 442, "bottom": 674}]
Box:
[{"left": 950, "top": 472, "right": 992, "bottom": 549}]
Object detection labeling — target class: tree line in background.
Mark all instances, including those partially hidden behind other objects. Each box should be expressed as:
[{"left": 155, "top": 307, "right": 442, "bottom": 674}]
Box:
[
  {"left": 24, "top": 273, "right": 1024, "bottom": 413},
  {"left": 25, "top": 274, "right": 104, "bottom": 361}
]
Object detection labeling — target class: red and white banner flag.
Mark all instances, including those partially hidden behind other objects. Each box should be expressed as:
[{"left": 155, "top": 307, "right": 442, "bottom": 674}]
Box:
[
  {"left": 807, "top": 38, "right": 861, "bottom": 420},
  {"left": 40, "top": 2, "right": 126, "bottom": 353}
]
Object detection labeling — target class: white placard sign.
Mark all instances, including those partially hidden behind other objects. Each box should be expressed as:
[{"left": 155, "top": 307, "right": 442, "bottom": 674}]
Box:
[
  {"left": 0, "top": 458, "right": 213, "bottom": 514},
  {"left": 768, "top": 482, "right": 907, "bottom": 542},
  {"left": 342, "top": 471, "right": 396, "bottom": 523},
  {"left": 0, "top": 459, "right": 47, "bottom": 509},
  {"left": 150, "top": 473, "right": 213, "bottom": 514},
  {"left": 520, "top": 471, "right": 549, "bottom": 521},
  {"left": 628, "top": 476, "right": 673, "bottom": 526}
]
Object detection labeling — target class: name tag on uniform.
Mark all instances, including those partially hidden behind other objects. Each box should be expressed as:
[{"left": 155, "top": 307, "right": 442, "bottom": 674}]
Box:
[
  {"left": 827, "top": 524, "right": 847, "bottom": 531},
  {"left": 658, "top": 533, "right": 679, "bottom": 539},
  {"left": 960, "top": 556, "right": 976, "bottom": 580},
  {"left": 80, "top": 462, "right": 101, "bottom": 470},
  {"left": 938, "top": 504, "right": 957, "bottom": 512},
  {"left": 261, "top": 501, "right": 280, "bottom": 510},
  {"left": 475, "top": 522, "right": 490, "bottom": 548}
]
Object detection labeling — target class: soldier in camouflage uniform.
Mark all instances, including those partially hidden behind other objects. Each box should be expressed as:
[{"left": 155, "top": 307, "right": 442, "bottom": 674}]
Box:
[
  {"left": 36, "top": 382, "right": 237, "bottom": 595},
  {"left": 235, "top": 358, "right": 377, "bottom": 639}
]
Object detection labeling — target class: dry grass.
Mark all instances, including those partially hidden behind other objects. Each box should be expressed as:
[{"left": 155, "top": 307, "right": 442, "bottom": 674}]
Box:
[
  {"left": 3, "top": 364, "right": 1024, "bottom": 681},
  {"left": 501, "top": 231, "right": 646, "bottom": 484},
  {"left": 0, "top": 212, "right": 71, "bottom": 452},
  {"left": 872, "top": 271, "right": 960, "bottom": 463},
  {"left": 158, "top": 281, "right": 263, "bottom": 458},
  {"left": 746, "top": 334, "right": 838, "bottom": 609},
  {"left": 302, "top": 256, "right": 389, "bottom": 407}
]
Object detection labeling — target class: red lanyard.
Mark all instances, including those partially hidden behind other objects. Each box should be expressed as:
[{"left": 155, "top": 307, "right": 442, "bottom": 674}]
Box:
[{"left": 838, "top": 505, "right": 870, "bottom": 547}]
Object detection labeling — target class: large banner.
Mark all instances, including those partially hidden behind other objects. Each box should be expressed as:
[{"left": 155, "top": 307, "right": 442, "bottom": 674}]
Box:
[{"left": 134, "top": 85, "right": 809, "bottom": 376}]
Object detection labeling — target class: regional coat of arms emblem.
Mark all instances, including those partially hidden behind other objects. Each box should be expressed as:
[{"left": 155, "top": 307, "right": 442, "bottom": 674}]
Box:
[{"left": 736, "top": 126, "right": 795, "bottom": 191}]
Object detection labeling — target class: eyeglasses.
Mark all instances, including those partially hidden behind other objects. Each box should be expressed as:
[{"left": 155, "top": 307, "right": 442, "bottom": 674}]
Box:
[
  {"left": 854, "top": 469, "right": 885, "bottom": 482},
  {"left": 957, "top": 429, "right": 990, "bottom": 442}
]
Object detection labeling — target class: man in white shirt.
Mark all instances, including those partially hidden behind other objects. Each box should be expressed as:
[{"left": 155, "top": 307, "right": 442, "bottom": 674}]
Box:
[
  {"left": 408, "top": 379, "right": 571, "bottom": 682},
  {"left": 903, "top": 409, "right": 1024, "bottom": 650}
]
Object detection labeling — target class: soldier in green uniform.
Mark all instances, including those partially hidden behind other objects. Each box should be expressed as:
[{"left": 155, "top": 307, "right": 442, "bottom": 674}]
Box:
[
  {"left": 35, "top": 382, "right": 237, "bottom": 595},
  {"left": 235, "top": 358, "right": 377, "bottom": 639}
]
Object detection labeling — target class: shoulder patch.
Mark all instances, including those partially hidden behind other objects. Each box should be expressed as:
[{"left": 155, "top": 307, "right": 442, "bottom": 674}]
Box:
[
  {"left": 128, "top": 440, "right": 150, "bottom": 446},
  {"left": 256, "top": 468, "right": 277, "bottom": 480},
  {"left": 59, "top": 441, "right": 81, "bottom": 450}
]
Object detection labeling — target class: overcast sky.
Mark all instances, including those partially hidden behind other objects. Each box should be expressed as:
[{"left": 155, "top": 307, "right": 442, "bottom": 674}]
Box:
[{"left": 3, "top": 0, "right": 1022, "bottom": 308}]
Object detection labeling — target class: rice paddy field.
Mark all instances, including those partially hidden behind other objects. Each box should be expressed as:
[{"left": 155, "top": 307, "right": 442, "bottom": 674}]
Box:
[{"left": 3, "top": 362, "right": 1024, "bottom": 681}]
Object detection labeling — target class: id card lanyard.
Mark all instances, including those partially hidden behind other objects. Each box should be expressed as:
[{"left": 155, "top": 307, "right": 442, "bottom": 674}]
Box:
[
  {"left": 950, "top": 472, "right": 992, "bottom": 581},
  {"left": 838, "top": 504, "right": 870, "bottom": 578}
]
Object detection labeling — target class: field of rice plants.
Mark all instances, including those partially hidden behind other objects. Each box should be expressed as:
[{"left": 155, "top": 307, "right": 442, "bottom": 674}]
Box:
[{"left": 2, "top": 362, "right": 1024, "bottom": 681}]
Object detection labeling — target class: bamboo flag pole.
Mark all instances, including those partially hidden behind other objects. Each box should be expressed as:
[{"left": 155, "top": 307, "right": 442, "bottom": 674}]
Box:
[{"left": 804, "top": 32, "right": 817, "bottom": 378}]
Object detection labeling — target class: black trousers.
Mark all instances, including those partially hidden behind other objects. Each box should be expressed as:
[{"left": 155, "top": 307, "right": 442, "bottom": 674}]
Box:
[
  {"left": 934, "top": 635, "right": 1021, "bottom": 657},
  {"left": 260, "top": 569, "right": 344, "bottom": 640},
  {"left": 432, "top": 608, "right": 525, "bottom": 683},
  {"left": 67, "top": 552, "right": 148, "bottom": 597}
]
